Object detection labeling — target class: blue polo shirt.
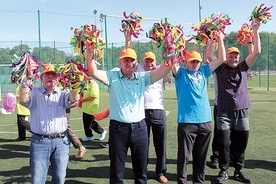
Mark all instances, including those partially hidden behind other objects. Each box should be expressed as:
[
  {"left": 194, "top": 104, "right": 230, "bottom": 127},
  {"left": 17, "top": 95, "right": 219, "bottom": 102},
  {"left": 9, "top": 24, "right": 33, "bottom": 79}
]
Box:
[
  {"left": 174, "top": 64, "right": 212, "bottom": 123},
  {"left": 106, "top": 69, "right": 151, "bottom": 123}
]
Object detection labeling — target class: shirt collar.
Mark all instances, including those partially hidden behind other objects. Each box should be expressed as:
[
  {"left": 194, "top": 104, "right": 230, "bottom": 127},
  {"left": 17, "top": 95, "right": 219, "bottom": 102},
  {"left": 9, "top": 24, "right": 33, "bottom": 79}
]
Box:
[{"left": 118, "top": 69, "right": 139, "bottom": 80}]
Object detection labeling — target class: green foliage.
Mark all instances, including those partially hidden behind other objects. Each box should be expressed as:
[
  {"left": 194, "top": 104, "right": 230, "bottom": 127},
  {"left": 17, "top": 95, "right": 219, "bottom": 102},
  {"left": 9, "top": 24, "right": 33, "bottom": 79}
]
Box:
[{"left": 0, "top": 32, "right": 275, "bottom": 71}]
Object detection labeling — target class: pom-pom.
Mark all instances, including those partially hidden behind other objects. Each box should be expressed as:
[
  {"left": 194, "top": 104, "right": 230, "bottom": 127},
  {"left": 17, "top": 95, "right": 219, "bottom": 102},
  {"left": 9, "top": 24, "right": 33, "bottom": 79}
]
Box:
[
  {"left": 120, "top": 11, "right": 143, "bottom": 38},
  {"left": 250, "top": 4, "right": 273, "bottom": 24},
  {"left": 188, "top": 13, "right": 232, "bottom": 46},
  {"left": 236, "top": 23, "right": 254, "bottom": 45},
  {"left": 147, "top": 18, "right": 186, "bottom": 66},
  {"left": 70, "top": 24, "right": 105, "bottom": 60}
]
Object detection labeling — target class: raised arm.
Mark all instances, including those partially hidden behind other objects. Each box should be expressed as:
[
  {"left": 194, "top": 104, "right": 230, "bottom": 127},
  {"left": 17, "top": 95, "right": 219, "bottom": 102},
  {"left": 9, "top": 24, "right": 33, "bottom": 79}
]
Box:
[
  {"left": 124, "top": 31, "right": 132, "bottom": 49},
  {"left": 206, "top": 38, "right": 217, "bottom": 62},
  {"left": 150, "top": 61, "right": 172, "bottom": 83},
  {"left": 86, "top": 50, "right": 108, "bottom": 85},
  {"left": 245, "top": 19, "right": 261, "bottom": 67},
  {"left": 208, "top": 33, "right": 226, "bottom": 72}
]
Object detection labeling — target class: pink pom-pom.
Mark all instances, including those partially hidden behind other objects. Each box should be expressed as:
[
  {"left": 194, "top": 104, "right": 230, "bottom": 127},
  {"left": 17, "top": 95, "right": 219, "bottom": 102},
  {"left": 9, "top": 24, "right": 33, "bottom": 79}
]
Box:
[{"left": 3, "top": 92, "right": 16, "bottom": 112}]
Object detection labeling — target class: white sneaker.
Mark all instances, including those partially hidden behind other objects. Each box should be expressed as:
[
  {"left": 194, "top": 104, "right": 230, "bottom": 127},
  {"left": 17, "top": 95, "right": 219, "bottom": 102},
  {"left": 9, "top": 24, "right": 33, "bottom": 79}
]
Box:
[
  {"left": 82, "top": 136, "right": 94, "bottom": 141},
  {"left": 99, "top": 130, "right": 107, "bottom": 141}
]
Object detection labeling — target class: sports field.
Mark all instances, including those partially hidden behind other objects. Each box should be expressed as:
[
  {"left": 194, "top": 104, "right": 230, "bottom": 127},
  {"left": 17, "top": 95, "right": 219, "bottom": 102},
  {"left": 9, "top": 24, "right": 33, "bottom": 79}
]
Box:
[{"left": 0, "top": 88, "right": 275, "bottom": 183}]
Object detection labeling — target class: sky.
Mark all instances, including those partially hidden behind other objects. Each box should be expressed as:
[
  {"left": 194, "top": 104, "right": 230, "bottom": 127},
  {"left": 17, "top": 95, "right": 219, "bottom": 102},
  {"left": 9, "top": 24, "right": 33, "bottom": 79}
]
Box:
[{"left": 0, "top": 0, "right": 275, "bottom": 49}]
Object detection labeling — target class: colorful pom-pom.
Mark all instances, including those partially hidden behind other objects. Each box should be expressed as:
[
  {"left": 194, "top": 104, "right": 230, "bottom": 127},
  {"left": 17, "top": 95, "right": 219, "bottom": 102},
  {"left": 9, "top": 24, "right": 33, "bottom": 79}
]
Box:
[
  {"left": 10, "top": 52, "right": 40, "bottom": 87},
  {"left": 147, "top": 19, "right": 186, "bottom": 66},
  {"left": 56, "top": 60, "right": 90, "bottom": 92},
  {"left": 250, "top": 4, "right": 273, "bottom": 24},
  {"left": 188, "top": 13, "right": 232, "bottom": 46},
  {"left": 236, "top": 23, "right": 254, "bottom": 45},
  {"left": 70, "top": 24, "right": 105, "bottom": 60},
  {"left": 120, "top": 11, "right": 143, "bottom": 38}
]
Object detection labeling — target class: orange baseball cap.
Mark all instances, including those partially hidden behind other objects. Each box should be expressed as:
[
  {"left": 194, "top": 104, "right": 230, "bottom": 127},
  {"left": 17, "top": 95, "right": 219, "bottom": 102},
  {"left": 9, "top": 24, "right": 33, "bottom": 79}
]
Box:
[
  {"left": 143, "top": 52, "right": 156, "bottom": 60},
  {"left": 186, "top": 51, "right": 202, "bottom": 62},
  {"left": 42, "top": 65, "right": 56, "bottom": 74},
  {"left": 119, "top": 48, "right": 137, "bottom": 60},
  {"left": 226, "top": 47, "right": 240, "bottom": 54}
]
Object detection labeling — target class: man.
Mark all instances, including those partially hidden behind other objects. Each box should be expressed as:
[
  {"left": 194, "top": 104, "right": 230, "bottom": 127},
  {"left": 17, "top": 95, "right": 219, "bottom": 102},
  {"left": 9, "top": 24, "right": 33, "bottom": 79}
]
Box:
[
  {"left": 20, "top": 65, "right": 79, "bottom": 183},
  {"left": 207, "top": 38, "right": 254, "bottom": 170},
  {"left": 173, "top": 33, "right": 225, "bottom": 184},
  {"left": 214, "top": 19, "right": 261, "bottom": 184},
  {"left": 137, "top": 52, "right": 168, "bottom": 183},
  {"left": 86, "top": 47, "right": 172, "bottom": 183}
]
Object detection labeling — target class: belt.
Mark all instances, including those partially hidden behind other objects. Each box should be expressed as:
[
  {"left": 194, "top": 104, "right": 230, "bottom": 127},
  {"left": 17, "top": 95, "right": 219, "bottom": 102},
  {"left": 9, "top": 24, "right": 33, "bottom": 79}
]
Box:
[
  {"left": 33, "top": 131, "right": 66, "bottom": 139},
  {"left": 110, "top": 119, "right": 144, "bottom": 127}
]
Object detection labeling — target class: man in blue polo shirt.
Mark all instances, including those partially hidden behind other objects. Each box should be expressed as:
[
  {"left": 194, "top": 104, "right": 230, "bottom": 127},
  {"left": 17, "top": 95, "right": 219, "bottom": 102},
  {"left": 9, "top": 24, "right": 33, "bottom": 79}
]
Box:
[{"left": 86, "top": 48, "right": 172, "bottom": 184}]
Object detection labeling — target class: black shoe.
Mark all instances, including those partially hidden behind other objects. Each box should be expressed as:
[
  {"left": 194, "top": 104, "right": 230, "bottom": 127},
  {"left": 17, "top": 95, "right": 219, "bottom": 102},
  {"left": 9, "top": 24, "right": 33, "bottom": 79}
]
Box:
[
  {"left": 210, "top": 157, "right": 219, "bottom": 169},
  {"left": 216, "top": 170, "right": 229, "bottom": 183},
  {"left": 15, "top": 137, "right": 26, "bottom": 141},
  {"left": 101, "top": 143, "right": 109, "bottom": 148},
  {"left": 234, "top": 170, "right": 251, "bottom": 183}
]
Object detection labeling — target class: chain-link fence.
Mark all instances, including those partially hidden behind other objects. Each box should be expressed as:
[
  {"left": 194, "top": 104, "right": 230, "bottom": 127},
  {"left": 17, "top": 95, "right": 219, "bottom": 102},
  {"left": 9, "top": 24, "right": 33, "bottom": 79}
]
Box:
[{"left": 0, "top": 10, "right": 275, "bottom": 98}]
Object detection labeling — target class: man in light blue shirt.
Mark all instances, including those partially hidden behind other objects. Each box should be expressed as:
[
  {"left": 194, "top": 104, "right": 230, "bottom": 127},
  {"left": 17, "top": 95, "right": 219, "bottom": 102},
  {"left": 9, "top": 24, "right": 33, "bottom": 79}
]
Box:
[
  {"left": 20, "top": 65, "right": 79, "bottom": 184},
  {"left": 86, "top": 48, "right": 172, "bottom": 184}
]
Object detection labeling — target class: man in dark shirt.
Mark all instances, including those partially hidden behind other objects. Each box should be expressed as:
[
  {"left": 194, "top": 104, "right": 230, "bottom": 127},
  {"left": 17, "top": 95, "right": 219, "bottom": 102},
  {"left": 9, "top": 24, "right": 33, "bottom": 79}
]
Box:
[{"left": 214, "top": 19, "right": 261, "bottom": 184}]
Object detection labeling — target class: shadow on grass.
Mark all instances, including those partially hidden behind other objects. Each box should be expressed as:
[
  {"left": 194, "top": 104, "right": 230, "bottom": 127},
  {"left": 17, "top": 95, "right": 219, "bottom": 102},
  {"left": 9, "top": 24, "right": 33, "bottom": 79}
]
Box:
[{"left": 246, "top": 159, "right": 276, "bottom": 171}]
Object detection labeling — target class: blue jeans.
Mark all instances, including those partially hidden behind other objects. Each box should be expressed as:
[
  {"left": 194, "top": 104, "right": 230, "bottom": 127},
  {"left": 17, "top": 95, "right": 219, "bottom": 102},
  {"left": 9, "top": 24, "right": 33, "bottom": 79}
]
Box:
[
  {"left": 109, "top": 119, "right": 148, "bottom": 184},
  {"left": 30, "top": 134, "right": 70, "bottom": 184}
]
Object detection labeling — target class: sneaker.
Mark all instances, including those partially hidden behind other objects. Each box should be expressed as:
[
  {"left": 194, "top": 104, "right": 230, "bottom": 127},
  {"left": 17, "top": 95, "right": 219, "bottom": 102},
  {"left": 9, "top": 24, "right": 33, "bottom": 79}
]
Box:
[
  {"left": 82, "top": 136, "right": 94, "bottom": 141},
  {"left": 210, "top": 157, "right": 219, "bottom": 169},
  {"left": 234, "top": 170, "right": 251, "bottom": 183},
  {"left": 157, "top": 175, "right": 168, "bottom": 183},
  {"left": 101, "top": 143, "right": 109, "bottom": 148},
  {"left": 99, "top": 130, "right": 107, "bottom": 141},
  {"left": 216, "top": 170, "right": 229, "bottom": 183}
]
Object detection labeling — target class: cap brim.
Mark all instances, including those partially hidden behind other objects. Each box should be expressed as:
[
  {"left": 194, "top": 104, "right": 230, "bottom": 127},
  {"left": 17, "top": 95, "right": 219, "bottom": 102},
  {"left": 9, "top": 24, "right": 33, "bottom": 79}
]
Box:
[
  {"left": 187, "top": 58, "right": 202, "bottom": 62},
  {"left": 119, "top": 56, "right": 136, "bottom": 60}
]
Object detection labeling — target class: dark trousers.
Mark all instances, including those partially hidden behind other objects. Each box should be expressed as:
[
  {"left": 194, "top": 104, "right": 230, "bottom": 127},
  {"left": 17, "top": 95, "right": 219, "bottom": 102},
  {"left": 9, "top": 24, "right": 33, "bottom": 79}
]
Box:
[
  {"left": 66, "top": 113, "right": 82, "bottom": 149},
  {"left": 17, "top": 114, "right": 31, "bottom": 139},
  {"left": 217, "top": 109, "right": 249, "bottom": 171},
  {"left": 145, "top": 109, "right": 167, "bottom": 177},
  {"left": 82, "top": 112, "right": 104, "bottom": 137},
  {"left": 177, "top": 122, "right": 212, "bottom": 184},
  {"left": 109, "top": 119, "right": 148, "bottom": 184}
]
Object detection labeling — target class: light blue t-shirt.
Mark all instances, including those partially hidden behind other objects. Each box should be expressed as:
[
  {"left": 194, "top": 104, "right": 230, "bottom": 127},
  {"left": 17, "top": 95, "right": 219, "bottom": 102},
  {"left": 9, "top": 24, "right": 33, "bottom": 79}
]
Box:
[
  {"left": 106, "top": 69, "right": 151, "bottom": 123},
  {"left": 174, "top": 64, "right": 212, "bottom": 123}
]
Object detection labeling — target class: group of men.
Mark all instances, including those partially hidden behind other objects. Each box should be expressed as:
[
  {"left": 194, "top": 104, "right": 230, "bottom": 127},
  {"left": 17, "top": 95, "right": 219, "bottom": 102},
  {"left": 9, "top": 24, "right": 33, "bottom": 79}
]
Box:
[{"left": 18, "top": 18, "right": 261, "bottom": 184}]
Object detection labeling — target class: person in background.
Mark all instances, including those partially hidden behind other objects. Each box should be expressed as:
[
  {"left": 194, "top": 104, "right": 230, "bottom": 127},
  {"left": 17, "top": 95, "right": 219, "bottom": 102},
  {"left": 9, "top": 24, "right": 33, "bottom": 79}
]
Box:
[
  {"left": 172, "top": 33, "right": 226, "bottom": 184},
  {"left": 80, "top": 79, "right": 107, "bottom": 141},
  {"left": 19, "top": 65, "right": 79, "bottom": 183},
  {"left": 66, "top": 102, "right": 87, "bottom": 158},
  {"left": 15, "top": 85, "right": 31, "bottom": 141},
  {"left": 138, "top": 52, "right": 168, "bottom": 183},
  {"left": 214, "top": 19, "right": 261, "bottom": 184},
  {"left": 85, "top": 43, "right": 172, "bottom": 183}
]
